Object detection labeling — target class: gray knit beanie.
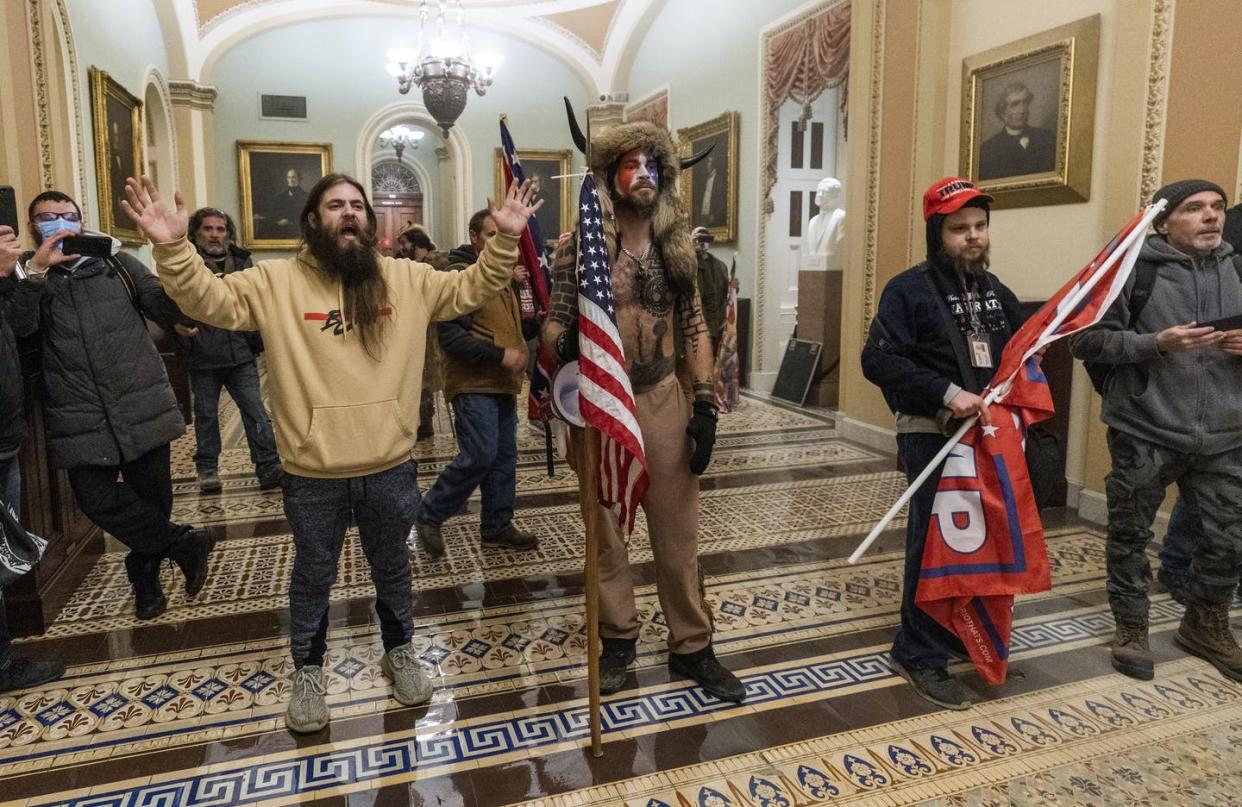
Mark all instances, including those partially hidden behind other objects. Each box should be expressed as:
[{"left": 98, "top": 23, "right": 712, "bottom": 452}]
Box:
[{"left": 1152, "top": 179, "right": 1227, "bottom": 230}]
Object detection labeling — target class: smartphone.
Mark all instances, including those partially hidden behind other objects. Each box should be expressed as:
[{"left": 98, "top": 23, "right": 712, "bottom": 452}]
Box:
[
  {"left": 60, "top": 234, "right": 113, "bottom": 259},
  {"left": 0, "top": 185, "right": 17, "bottom": 237},
  {"left": 1202, "top": 314, "right": 1242, "bottom": 332}
]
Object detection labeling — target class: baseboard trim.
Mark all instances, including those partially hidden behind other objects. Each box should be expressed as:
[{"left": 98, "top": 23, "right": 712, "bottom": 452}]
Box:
[
  {"left": 1076, "top": 488, "right": 1170, "bottom": 538},
  {"left": 836, "top": 414, "right": 896, "bottom": 453}
]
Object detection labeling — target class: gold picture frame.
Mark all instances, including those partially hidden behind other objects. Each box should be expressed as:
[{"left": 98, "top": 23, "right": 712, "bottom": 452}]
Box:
[
  {"left": 960, "top": 15, "right": 1099, "bottom": 209},
  {"left": 493, "top": 148, "right": 572, "bottom": 247},
  {"left": 679, "top": 111, "right": 740, "bottom": 242},
  {"left": 237, "top": 140, "right": 333, "bottom": 250},
  {"left": 89, "top": 67, "right": 144, "bottom": 245}
]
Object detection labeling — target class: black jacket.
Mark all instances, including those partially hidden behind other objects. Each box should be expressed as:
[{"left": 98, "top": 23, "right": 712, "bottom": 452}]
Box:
[
  {"left": 177, "top": 244, "right": 263, "bottom": 369},
  {"left": 0, "top": 275, "right": 23, "bottom": 460},
  {"left": 862, "top": 261, "right": 1022, "bottom": 418},
  {"left": 9, "top": 252, "right": 186, "bottom": 468},
  {"left": 1225, "top": 204, "right": 1242, "bottom": 254}
]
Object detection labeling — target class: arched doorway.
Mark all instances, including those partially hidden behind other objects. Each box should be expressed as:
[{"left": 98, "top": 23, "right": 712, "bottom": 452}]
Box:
[{"left": 371, "top": 159, "right": 425, "bottom": 255}]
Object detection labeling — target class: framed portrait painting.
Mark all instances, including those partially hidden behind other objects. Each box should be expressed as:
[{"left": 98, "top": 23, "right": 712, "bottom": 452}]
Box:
[
  {"left": 89, "top": 67, "right": 144, "bottom": 245},
  {"left": 679, "top": 111, "right": 739, "bottom": 243},
  {"left": 237, "top": 141, "right": 332, "bottom": 249},
  {"left": 493, "top": 148, "right": 572, "bottom": 248},
  {"left": 960, "top": 15, "right": 1099, "bottom": 209}
]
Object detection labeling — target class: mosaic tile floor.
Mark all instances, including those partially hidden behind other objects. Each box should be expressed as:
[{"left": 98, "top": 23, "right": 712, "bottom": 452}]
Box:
[{"left": 3, "top": 390, "right": 1239, "bottom": 806}]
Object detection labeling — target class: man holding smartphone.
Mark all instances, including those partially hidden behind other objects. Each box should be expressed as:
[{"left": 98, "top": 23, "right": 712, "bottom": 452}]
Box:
[
  {"left": 1070, "top": 179, "right": 1242, "bottom": 683},
  {"left": 9, "top": 191, "right": 215, "bottom": 623}
]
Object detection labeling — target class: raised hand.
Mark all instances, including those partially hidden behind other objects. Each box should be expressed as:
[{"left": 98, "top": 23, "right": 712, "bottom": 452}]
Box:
[
  {"left": 488, "top": 178, "right": 545, "bottom": 237},
  {"left": 121, "top": 176, "right": 189, "bottom": 244}
]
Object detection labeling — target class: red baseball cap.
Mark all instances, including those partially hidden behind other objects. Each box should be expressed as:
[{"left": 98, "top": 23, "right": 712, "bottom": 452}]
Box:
[{"left": 923, "top": 176, "right": 993, "bottom": 221}]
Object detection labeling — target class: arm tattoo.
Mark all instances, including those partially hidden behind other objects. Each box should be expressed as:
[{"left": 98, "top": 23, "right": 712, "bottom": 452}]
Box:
[
  {"left": 547, "top": 238, "right": 579, "bottom": 327},
  {"left": 678, "top": 286, "right": 715, "bottom": 398}
]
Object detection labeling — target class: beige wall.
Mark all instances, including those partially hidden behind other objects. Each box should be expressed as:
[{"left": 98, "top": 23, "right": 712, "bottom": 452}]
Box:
[{"left": 1162, "top": 1, "right": 1242, "bottom": 193}]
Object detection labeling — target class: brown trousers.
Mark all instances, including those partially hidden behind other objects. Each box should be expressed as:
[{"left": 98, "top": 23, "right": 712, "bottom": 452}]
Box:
[{"left": 574, "top": 374, "right": 712, "bottom": 654}]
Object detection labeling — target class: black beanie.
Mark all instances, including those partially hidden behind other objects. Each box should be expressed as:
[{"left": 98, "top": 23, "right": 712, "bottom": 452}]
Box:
[{"left": 1152, "top": 179, "right": 1227, "bottom": 231}]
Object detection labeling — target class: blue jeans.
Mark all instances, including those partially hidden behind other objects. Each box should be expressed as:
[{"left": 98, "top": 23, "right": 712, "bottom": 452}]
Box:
[
  {"left": 283, "top": 460, "right": 420, "bottom": 667},
  {"left": 0, "top": 456, "right": 19, "bottom": 671},
  {"left": 420, "top": 393, "right": 518, "bottom": 535},
  {"left": 891, "top": 433, "right": 967, "bottom": 672},
  {"left": 191, "top": 362, "right": 280, "bottom": 476}
]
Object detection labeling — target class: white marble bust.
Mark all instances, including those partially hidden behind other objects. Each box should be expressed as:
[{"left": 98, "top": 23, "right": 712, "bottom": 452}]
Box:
[{"left": 805, "top": 177, "right": 845, "bottom": 258}]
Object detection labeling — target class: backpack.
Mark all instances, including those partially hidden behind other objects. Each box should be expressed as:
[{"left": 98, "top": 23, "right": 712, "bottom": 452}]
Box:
[{"left": 1083, "top": 255, "right": 1242, "bottom": 394}]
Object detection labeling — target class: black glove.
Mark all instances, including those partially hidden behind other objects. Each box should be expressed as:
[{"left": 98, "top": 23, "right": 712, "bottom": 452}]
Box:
[
  {"left": 686, "top": 399, "right": 718, "bottom": 475},
  {"left": 555, "top": 322, "right": 580, "bottom": 362}
]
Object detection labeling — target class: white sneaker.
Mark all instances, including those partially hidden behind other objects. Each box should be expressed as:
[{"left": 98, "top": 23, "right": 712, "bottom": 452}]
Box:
[
  {"left": 285, "top": 666, "right": 329, "bottom": 732},
  {"left": 381, "top": 642, "right": 434, "bottom": 706}
]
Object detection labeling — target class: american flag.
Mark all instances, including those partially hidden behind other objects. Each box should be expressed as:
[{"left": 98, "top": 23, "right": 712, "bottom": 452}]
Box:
[
  {"left": 576, "top": 175, "right": 648, "bottom": 535},
  {"left": 499, "top": 117, "right": 557, "bottom": 421}
]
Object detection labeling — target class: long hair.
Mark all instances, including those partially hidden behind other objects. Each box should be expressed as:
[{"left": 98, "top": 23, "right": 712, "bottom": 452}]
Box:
[
  {"left": 188, "top": 207, "right": 238, "bottom": 243},
  {"left": 299, "top": 173, "right": 378, "bottom": 239},
  {"left": 300, "top": 174, "right": 390, "bottom": 360}
]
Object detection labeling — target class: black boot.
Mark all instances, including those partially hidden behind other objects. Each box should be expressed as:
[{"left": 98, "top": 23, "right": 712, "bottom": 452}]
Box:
[
  {"left": 599, "top": 637, "right": 636, "bottom": 695},
  {"left": 167, "top": 528, "right": 216, "bottom": 599},
  {"left": 124, "top": 551, "right": 167, "bottom": 620},
  {"left": 669, "top": 644, "right": 746, "bottom": 703},
  {"left": 0, "top": 656, "right": 65, "bottom": 693}
]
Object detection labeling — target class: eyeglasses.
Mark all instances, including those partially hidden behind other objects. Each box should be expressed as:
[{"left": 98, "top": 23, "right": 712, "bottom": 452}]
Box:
[{"left": 32, "top": 211, "right": 82, "bottom": 223}]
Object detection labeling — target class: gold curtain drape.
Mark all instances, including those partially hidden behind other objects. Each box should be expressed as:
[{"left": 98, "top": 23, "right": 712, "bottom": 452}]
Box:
[{"left": 763, "top": 1, "right": 851, "bottom": 204}]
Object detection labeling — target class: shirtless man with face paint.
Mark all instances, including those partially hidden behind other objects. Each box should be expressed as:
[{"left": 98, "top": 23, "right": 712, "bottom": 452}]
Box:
[{"left": 542, "top": 121, "right": 746, "bottom": 703}]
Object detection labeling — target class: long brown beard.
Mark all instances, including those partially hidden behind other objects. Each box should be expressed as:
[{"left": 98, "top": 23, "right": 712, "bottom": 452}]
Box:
[
  {"left": 305, "top": 223, "right": 391, "bottom": 359},
  {"left": 937, "top": 245, "right": 991, "bottom": 279},
  {"left": 613, "top": 184, "right": 659, "bottom": 218}
]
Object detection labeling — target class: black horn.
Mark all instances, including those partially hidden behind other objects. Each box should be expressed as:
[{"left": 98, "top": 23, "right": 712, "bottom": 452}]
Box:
[
  {"left": 564, "top": 96, "right": 587, "bottom": 155},
  {"left": 680, "top": 142, "right": 715, "bottom": 170}
]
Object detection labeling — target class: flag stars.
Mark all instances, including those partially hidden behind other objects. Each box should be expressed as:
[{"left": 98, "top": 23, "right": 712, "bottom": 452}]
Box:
[{"left": 981, "top": 424, "right": 1000, "bottom": 438}]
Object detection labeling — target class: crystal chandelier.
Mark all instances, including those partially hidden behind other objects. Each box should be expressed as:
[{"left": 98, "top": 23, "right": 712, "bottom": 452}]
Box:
[
  {"left": 378, "top": 125, "right": 425, "bottom": 163},
  {"left": 386, "top": 0, "right": 502, "bottom": 136}
]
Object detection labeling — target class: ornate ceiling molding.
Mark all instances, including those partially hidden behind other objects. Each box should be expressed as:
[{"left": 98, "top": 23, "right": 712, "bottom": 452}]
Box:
[{"left": 168, "top": 79, "right": 219, "bottom": 111}]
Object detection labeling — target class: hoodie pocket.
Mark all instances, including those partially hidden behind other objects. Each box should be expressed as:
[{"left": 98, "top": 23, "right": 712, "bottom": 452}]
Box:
[{"left": 295, "top": 399, "right": 413, "bottom": 473}]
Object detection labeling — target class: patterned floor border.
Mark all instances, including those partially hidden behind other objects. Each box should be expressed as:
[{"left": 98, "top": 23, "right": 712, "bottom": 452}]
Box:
[
  {"left": 45, "top": 474, "right": 914, "bottom": 639},
  {"left": 0, "top": 530, "right": 1109, "bottom": 772},
  {"left": 513, "top": 656, "right": 1242, "bottom": 807},
  {"left": 23, "top": 597, "right": 1228, "bottom": 807}
]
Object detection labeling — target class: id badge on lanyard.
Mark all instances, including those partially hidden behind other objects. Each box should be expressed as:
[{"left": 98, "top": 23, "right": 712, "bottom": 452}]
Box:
[{"left": 969, "top": 331, "right": 993, "bottom": 368}]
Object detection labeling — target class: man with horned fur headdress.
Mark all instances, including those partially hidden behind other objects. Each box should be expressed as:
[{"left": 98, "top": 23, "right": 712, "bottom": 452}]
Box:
[{"left": 542, "top": 116, "right": 745, "bottom": 702}]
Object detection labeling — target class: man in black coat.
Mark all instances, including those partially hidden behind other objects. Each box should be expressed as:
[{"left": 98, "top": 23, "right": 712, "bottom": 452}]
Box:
[
  {"left": 10, "top": 191, "right": 214, "bottom": 621},
  {"left": 861, "top": 177, "right": 1022, "bottom": 711},
  {"left": 176, "top": 208, "right": 281, "bottom": 492},
  {"left": 0, "top": 223, "right": 63, "bottom": 692},
  {"left": 978, "top": 82, "right": 1056, "bottom": 181}
]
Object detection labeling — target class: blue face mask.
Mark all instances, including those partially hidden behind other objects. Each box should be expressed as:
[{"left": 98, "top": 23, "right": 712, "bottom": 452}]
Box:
[{"left": 37, "top": 217, "right": 82, "bottom": 241}]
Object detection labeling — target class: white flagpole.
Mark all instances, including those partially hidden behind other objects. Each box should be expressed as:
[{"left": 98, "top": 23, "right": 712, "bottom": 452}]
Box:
[{"left": 846, "top": 202, "right": 1164, "bottom": 565}]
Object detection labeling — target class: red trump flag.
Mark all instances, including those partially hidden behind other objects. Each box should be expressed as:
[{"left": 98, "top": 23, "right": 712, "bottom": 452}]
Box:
[{"left": 916, "top": 208, "right": 1150, "bottom": 684}]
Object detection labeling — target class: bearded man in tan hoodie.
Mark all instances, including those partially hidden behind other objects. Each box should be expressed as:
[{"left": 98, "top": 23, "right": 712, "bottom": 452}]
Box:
[{"left": 123, "top": 174, "right": 542, "bottom": 733}]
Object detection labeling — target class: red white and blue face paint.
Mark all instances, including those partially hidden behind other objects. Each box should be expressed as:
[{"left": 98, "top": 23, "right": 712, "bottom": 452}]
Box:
[{"left": 613, "top": 148, "right": 660, "bottom": 198}]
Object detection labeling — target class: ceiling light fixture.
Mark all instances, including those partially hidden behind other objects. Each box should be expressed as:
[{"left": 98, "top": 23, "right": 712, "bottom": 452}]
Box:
[{"left": 386, "top": 0, "right": 502, "bottom": 135}]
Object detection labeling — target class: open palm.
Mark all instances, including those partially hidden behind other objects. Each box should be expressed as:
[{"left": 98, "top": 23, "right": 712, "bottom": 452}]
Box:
[
  {"left": 490, "top": 178, "right": 545, "bottom": 237},
  {"left": 121, "top": 176, "right": 189, "bottom": 243}
]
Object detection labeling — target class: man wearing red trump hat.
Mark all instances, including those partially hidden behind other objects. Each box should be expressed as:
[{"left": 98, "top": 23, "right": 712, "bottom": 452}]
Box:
[{"left": 861, "top": 176, "right": 1023, "bottom": 710}]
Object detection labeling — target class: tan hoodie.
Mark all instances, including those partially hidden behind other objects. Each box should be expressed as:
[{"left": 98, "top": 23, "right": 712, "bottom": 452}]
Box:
[{"left": 151, "top": 233, "right": 519, "bottom": 478}]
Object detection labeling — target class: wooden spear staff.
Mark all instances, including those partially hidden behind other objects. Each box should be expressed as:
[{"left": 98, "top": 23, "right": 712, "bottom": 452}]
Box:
[{"left": 579, "top": 106, "right": 604, "bottom": 758}]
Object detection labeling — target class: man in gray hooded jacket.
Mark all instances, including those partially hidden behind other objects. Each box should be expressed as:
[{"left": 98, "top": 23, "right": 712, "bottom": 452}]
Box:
[{"left": 1070, "top": 179, "right": 1242, "bottom": 683}]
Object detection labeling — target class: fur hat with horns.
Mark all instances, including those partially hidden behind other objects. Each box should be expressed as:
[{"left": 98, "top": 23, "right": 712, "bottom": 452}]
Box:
[{"left": 563, "top": 98, "right": 714, "bottom": 298}]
